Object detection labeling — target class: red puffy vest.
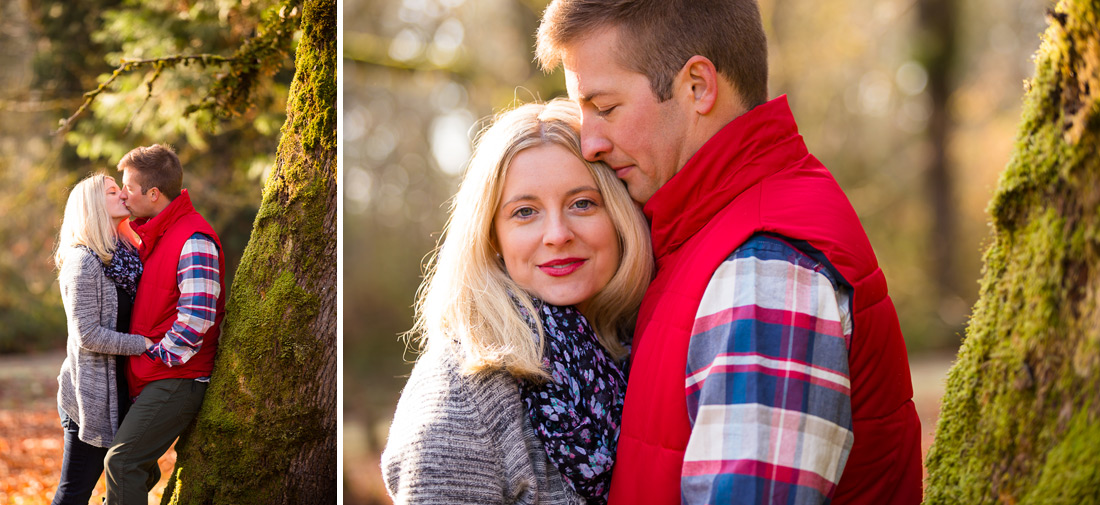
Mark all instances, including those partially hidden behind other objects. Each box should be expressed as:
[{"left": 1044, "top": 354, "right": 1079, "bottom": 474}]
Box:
[
  {"left": 607, "top": 96, "right": 922, "bottom": 504},
  {"left": 126, "top": 190, "right": 226, "bottom": 397}
]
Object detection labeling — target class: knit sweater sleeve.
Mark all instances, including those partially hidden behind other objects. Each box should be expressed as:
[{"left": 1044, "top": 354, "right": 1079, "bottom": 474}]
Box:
[
  {"left": 60, "top": 249, "right": 148, "bottom": 356},
  {"left": 382, "top": 348, "right": 508, "bottom": 505}
]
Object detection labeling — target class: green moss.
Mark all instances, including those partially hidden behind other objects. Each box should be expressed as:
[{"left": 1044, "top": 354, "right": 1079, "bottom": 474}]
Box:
[
  {"left": 925, "top": 0, "right": 1100, "bottom": 502},
  {"left": 282, "top": 0, "right": 336, "bottom": 153},
  {"left": 1023, "top": 407, "right": 1100, "bottom": 504}
]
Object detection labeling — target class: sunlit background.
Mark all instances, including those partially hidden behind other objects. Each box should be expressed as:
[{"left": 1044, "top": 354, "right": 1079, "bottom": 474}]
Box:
[
  {"left": 0, "top": 0, "right": 293, "bottom": 501},
  {"left": 343, "top": 0, "right": 1050, "bottom": 503}
]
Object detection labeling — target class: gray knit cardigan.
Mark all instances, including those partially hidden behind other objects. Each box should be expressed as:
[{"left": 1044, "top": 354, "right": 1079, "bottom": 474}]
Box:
[
  {"left": 382, "top": 343, "right": 585, "bottom": 505},
  {"left": 56, "top": 246, "right": 148, "bottom": 448}
]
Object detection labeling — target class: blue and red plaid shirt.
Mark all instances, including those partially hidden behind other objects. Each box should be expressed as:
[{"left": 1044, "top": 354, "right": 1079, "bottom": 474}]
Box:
[
  {"left": 146, "top": 233, "right": 221, "bottom": 367},
  {"left": 682, "top": 234, "right": 854, "bottom": 504}
]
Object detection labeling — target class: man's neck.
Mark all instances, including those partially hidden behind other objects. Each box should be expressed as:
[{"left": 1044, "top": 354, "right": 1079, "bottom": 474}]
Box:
[
  {"left": 681, "top": 80, "right": 750, "bottom": 171},
  {"left": 149, "top": 198, "right": 173, "bottom": 218}
]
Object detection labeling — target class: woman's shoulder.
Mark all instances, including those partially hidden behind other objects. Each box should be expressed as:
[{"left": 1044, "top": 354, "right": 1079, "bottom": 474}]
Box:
[
  {"left": 388, "top": 342, "right": 523, "bottom": 443},
  {"left": 382, "top": 343, "right": 530, "bottom": 502},
  {"left": 58, "top": 246, "right": 104, "bottom": 279},
  {"left": 401, "top": 344, "right": 515, "bottom": 412}
]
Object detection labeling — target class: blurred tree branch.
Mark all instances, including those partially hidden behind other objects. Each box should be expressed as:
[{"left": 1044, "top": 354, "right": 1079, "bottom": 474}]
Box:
[
  {"left": 343, "top": 30, "right": 473, "bottom": 78},
  {"left": 0, "top": 97, "right": 81, "bottom": 113}
]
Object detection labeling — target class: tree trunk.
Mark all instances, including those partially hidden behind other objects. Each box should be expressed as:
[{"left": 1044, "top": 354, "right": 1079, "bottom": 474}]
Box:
[
  {"left": 924, "top": 0, "right": 1100, "bottom": 503},
  {"left": 917, "top": 0, "right": 959, "bottom": 301},
  {"left": 162, "top": 0, "right": 337, "bottom": 502}
]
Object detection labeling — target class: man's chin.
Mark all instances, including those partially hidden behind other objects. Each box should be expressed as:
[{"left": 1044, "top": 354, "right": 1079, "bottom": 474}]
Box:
[{"left": 627, "top": 185, "right": 655, "bottom": 205}]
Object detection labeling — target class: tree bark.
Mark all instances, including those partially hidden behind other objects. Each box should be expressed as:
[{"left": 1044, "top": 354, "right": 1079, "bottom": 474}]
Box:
[
  {"left": 162, "top": 0, "right": 336, "bottom": 502},
  {"left": 924, "top": 0, "right": 1100, "bottom": 503}
]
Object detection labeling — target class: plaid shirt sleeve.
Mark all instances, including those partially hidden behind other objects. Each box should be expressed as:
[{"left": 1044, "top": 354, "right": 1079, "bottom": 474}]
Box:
[
  {"left": 147, "top": 233, "right": 221, "bottom": 367},
  {"left": 682, "top": 235, "right": 854, "bottom": 504}
]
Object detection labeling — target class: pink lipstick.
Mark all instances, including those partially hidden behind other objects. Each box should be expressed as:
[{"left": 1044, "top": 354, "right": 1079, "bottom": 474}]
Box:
[{"left": 538, "top": 258, "right": 586, "bottom": 277}]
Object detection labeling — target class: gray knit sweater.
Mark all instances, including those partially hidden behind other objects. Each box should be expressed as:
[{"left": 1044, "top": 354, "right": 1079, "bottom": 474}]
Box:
[
  {"left": 56, "top": 246, "right": 148, "bottom": 448},
  {"left": 382, "top": 343, "right": 585, "bottom": 505}
]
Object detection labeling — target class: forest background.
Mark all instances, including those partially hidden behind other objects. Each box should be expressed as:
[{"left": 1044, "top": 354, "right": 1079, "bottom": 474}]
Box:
[
  {"left": 343, "top": 0, "right": 1050, "bottom": 503},
  {"left": 0, "top": 0, "right": 303, "bottom": 501}
]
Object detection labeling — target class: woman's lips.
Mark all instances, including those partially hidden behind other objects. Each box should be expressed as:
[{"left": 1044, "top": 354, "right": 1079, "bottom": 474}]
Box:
[{"left": 538, "top": 258, "right": 586, "bottom": 277}]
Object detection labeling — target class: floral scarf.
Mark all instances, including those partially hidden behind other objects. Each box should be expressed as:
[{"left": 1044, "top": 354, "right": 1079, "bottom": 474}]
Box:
[
  {"left": 517, "top": 298, "right": 627, "bottom": 505},
  {"left": 101, "top": 241, "right": 142, "bottom": 300}
]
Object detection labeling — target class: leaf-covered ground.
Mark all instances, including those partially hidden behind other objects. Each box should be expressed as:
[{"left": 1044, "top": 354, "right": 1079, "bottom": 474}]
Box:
[
  {"left": 0, "top": 347, "right": 956, "bottom": 504},
  {"left": 0, "top": 351, "right": 174, "bottom": 504}
]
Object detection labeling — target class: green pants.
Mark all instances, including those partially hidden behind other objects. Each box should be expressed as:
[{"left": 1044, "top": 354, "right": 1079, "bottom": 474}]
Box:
[{"left": 104, "top": 378, "right": 208, "bottom": 505}]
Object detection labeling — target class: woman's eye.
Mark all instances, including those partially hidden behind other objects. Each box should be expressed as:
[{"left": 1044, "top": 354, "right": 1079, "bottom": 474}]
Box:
[
  {"left": 573, "top": 199, "right": 595, "bottom": 210},
  {"left": 513, "top": 207, "right": 535, "bottom": 218}
]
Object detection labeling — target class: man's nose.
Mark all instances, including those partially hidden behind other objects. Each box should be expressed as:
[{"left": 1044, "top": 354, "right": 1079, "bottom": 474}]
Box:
[{"left": 580, "top": 116, "right": 612, "bottom": 162}]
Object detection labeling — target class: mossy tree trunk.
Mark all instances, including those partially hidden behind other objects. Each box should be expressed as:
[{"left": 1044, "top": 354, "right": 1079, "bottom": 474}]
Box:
[
  {"left": 924, "top": 0, "right": 1100, "bottom": 503},
  {"left": 162, "top": 0, "right": 336, "bottom": 503}
]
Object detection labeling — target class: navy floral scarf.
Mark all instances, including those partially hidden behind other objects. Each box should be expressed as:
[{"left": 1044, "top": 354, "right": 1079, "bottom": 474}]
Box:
[
  {"left": 101, "top": 241, "right": 142, "bottom": 300},
  {"left": 516, "top": 298, "right": 627, "bottom": 505}
]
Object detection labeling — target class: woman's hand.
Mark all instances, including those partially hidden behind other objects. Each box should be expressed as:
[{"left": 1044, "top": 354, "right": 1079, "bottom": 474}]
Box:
[{"left": 144, "top": 337, "right": 156, "bottom": 350}]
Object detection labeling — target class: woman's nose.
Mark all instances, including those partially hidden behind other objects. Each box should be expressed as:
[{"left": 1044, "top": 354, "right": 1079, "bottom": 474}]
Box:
[{"left": 542, "top": 214, "right": 575, "bottom": 246}]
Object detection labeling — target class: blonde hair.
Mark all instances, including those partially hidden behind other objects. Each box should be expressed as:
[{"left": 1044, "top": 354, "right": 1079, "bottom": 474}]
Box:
[
  {"left": 411, "top": 98, "right": 653, "bottom": 380},
  {"left": 54, "top": 173, "right": 122, "bottom": 269}
]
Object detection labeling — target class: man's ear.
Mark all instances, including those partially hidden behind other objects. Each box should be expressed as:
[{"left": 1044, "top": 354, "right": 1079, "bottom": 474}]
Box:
[
  {"left": 679, "top": 55, "right": 719, "bottom": 115},
  {"left": 148, "top": 187, "right": 160, "bottom": 202}
]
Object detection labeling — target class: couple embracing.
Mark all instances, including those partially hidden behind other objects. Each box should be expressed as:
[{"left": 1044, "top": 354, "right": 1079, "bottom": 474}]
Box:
[
  {"left": 52, "top": 144, "right": 226, "bottom": 504},
  {"left": 383, "top": 1, "right": 923, "bottom": 505}
]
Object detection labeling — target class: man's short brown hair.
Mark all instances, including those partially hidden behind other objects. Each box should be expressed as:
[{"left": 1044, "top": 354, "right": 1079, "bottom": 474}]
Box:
[
  {"left": 536, "top": 0, "right": 769, "bottom": 108},
  {"left": 117, "top": 144, "right": 183, "bottom": 199}
]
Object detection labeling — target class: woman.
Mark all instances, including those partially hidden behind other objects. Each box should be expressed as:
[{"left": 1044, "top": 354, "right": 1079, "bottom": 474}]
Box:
[
  {"left": 53, "top": 173, "right": 150, "bottom": 505},
  {"left": 382, "top": 98, "right": 653, "bottom": 504}
]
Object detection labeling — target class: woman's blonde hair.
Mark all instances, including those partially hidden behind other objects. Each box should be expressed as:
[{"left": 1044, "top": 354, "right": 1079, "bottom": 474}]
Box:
[
  {"left": 411, "top": 98, "right": 653, "bottom": 380},
  {"left": 54, "top": 173, "right": 122, "bottom": 269}
]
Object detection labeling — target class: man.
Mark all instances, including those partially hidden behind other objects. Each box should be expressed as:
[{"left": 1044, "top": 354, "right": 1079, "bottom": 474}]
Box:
[
  {"left": 537, "top": 1, "right": 922, "bottom": 504},
  {"left": 105, "top": 144, "right": 226, "bottom": 504}
]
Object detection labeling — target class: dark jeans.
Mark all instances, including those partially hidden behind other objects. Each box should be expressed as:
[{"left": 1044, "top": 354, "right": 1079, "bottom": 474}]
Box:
[{"left": 52, "top": 407, "right": 107, "bottom": 505}]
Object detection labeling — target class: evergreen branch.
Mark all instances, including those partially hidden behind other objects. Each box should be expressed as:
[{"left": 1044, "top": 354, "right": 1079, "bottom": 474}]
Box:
[
  {"left": 184, "top": 0, "right": 303, "bottom": 119},
  {"left": 53, "top": 0, "right": 302, "bottom": 136},
  {"left": 53, "top": 54, "right": 233, "bottom": 136}
]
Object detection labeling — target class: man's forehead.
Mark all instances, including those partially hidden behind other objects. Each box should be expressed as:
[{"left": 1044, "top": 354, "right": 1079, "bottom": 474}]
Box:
[
  {"left": 561, "top": 29, "right": 627, "bottom": 102},
  {"left": 120, "top": 169, "right": 140, "bottom": 187}
]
